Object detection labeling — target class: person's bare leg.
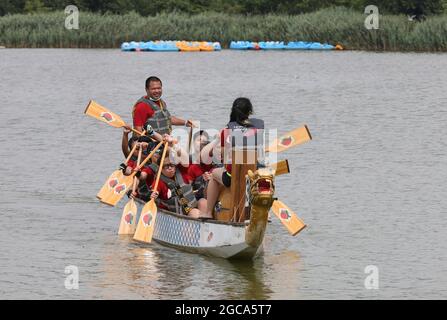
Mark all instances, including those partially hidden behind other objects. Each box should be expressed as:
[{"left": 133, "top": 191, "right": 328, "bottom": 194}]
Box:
[
  {"left": 206, "top": 168, "right": 225, "bottom": 217},
  {"left": 197, "top": 199, "right": 211, "bottom": 218}
]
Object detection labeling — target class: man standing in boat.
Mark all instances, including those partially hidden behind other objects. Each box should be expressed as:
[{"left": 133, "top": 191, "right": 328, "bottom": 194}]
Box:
[{"left": 132, "top": 76, "right": 194, "bottom": 135}]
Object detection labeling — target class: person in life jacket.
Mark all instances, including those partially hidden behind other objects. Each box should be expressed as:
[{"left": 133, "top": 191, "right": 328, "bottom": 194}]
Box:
[
  {"left": 203, "top": 97, "right": 265, "bottom": 219},
  {"left": 188, "top": 130, "right": 215, "bottom": 200},
  {"left": 146, "top": 149, "right": 208, "bottom": 219},
  {"left": 122, "top": 124, "right": 177, "bottom": 202},
  {"left": 132, "top": 76, "right": 195, "bottom": 136},
  {"left": 127, "top": 134, "right": 177, "bottom": 200},
  {"left": 120, "top": 125, "right": 165, "bottom": 182}
]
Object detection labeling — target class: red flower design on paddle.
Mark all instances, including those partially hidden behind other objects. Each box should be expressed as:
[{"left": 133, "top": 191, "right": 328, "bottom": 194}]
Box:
[
  {"left": 125, "top": 213, "right": 133, "bottom": 225},
  {"left": 114, "top": 184, "right": 126, "bottom": 194},
  {"left": 142, "top": 212, "right": 153, "bottom": 227},
  {"left": 108, "top": 178, "right": 118, "bottom": 188},
  {"left": 280, "top": 209, "right": 291, "bottom": 221},
  {"left": 101, "top": 112, "right": 114, "bottom": 122},
  {"left": 279, "top": 136, "right": 293, "bottom": 147}
]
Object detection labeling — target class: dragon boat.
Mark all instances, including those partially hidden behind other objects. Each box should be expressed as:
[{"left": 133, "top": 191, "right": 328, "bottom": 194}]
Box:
[
  {"left": 123, "top": 135, "right": 308, "bottom": 260},
  {"left": 84, "top": 101, "right": 310, "bottom": 260},
  {"left": 141, "top": 164, "right": 276, "bottom": 259},
  {"left": 109, "top": 139, "right": 309, "bottom": 260}
]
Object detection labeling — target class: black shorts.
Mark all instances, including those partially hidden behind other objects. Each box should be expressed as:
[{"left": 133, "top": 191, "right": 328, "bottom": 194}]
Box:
[{"left": 222, "top": 171, "right": 231, "bottom": 187}]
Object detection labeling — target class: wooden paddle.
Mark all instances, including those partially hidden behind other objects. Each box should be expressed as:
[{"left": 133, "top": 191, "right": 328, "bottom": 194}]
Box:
[
  {"left": 133, "top": 142, "right": 169, "bottom": 243},
  {"left": 97, "top": 129, "right": 146, "bottom": 200},
  {"left": 187, "top": 125, "right": 193, "bottom": 154},
  {"left": 100, "top": 141, "right": 164, "bottom": 206},
  {"left": 84, "top": 100, "right": 144, "bottom": 136},
  {"left": 118, "top": 146, "right": 142, "bottom": 235},
  {"left": 265, "top": 125, "right": 312, "bottom": 153},
  {"left": 271, "top": 200, "right": 307, "bottom": 236},
  {"left": 96, "top": 142, "right": 139, "bottom": 200},
  {"left": 269, "top": 159, "right": 290, "bottom": 176}
]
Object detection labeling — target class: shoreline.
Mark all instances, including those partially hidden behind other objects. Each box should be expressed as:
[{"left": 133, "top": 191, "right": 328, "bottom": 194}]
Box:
[
  {"left": 1, "top": 47, "right": 446, "bottom": 53},
  {"left": 2, "top": 8, "right": 447, "bottom": 52}
]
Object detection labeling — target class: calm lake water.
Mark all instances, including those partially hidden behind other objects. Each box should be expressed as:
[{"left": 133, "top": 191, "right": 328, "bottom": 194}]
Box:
[{"left": 0, "top": 49, "right": 446, "bottom": 299}]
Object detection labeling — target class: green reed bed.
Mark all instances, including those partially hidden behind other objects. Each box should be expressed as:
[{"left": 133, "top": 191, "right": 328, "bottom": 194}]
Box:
[{"left": 1, "top": 7, "right": 447, "bottom": 51}]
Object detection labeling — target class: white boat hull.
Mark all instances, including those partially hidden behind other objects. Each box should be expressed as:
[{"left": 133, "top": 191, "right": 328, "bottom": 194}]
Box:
[{"left": 152, "top": 209, "right": 264, "bottom": 259}]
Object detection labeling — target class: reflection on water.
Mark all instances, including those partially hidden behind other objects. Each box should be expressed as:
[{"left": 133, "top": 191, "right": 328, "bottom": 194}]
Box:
[
  {"left": 205, "top": 257, "right": 273, "bottom": 300},
  {"left": 95, "top": 232, "right": 304, "bottom": 300},
  {"left": 93, "top": 237, "right": 162, "bottom": 299}
]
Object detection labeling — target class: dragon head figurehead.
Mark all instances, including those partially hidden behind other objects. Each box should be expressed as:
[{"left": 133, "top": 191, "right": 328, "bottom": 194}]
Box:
[
  {"left": 247, "top": 167, "right": 275, "bottom": 208},
  {"left": 245, "top": 167, "right": 275, "bottom": 247}
]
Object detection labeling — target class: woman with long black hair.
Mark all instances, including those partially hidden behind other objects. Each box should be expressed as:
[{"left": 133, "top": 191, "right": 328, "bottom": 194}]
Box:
[{"left": 203, "top": 97, "right": 264, "bottom": 219}]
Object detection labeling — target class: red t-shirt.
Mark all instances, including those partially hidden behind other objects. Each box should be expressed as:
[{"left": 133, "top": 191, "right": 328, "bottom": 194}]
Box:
[
  {"left": 188, "top": 163, "right": 214, "bottom": 181},
  {"left": 132, "top": 97, "right": 162, "bottom": 127},
  {"left": 127, "top": 159, "right": 137, "bottom": 170}
]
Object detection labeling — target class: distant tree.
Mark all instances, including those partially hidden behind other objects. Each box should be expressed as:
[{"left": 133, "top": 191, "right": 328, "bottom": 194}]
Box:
[
  {"left": 42, "top": 0, "right": 88, "bottom": 11},
  {"left": 0, "top": 0, "right": 446, "bottom": 16},
  {"left": 369, "top": 0, "right": 445, "bottom": 16},
  {"left": 133, "top": 0, "right": 195, "bottom": 16},
  {"left": 0, "top": 0, "right": 26, "bottom": 15},
  {"left": 24, "top": 0, "right": 49, "bottom": 13}
]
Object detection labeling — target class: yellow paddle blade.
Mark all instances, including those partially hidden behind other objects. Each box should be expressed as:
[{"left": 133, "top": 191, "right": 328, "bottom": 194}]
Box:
[
  {"left": 118, "top": 198, "right": 137, "bottom": 235},
  {"left": 269, "top": 159, "right": 290, "bottom": 176},
  {"left": 266, "top": 125, "right": 312, "bottom": 153},
  {"left": 96, "top": 170, "right": 124, "bottom": 199},
  {"left": 100, "top": 174, "right": 134, "bottom": 206},
  {"left": 133, "top": 199, "right": 157, "bottom": 243},
  {"left": 84, "top": 100, "right": 126, "bottom": 128},
  {"left": 271, "top": 200, "right": 306, "bottom": 236}
]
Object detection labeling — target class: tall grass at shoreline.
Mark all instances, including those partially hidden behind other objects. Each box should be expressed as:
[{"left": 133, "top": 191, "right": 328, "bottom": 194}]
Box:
[{"left": 1, "top": 7, "right": 447, "bottom": 51}]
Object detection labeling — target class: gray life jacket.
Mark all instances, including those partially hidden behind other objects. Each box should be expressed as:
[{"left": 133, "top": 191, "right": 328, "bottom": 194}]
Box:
[
  {"left": 148, "top": 164, "right": 197, "bottom": 215},
  {"left": 226, "top": 118, "right": 264, "bottom": 148},
  {"left": 134, "top": 96, "right": 172, "bottom": 135}
]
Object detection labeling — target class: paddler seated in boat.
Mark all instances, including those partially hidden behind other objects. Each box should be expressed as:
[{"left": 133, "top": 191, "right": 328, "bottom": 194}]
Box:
[
  {"left": 146, "top": 143, "right": 209, "bottom": 218},
  {"left": 203, "top": 97, "right": 265, "bottom": 219},
  {"left": 132, "top": 76, "right": 194, "bottom": 136},
  {"left": 121, "top": 130, "right": 176, "bottom": 200},
  {"left": 188, "top": 130, "right": 215, "bottom": 200},
  {"left": 133, "top": 133, "right": 177, "bottom": 200},
  {"left": 120, "top": 124, "right": 164, "bottom": 181}
]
